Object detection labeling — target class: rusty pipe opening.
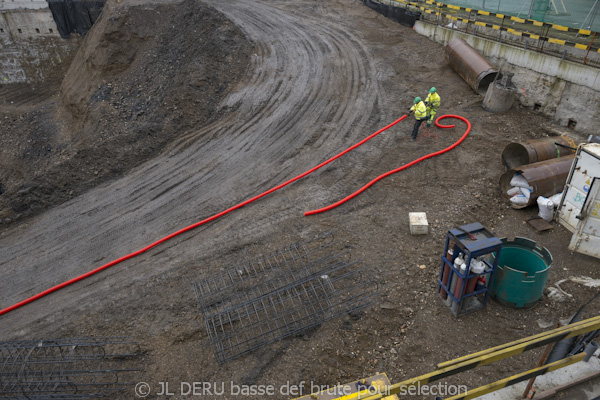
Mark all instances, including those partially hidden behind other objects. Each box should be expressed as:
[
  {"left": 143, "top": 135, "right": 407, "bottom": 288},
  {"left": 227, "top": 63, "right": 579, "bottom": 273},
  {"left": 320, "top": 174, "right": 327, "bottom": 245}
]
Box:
[
  {"left": 444, "top": 38, "right": 498, "bottom": 96},
  {"left": 502, "top": 142, "right": 535, "bottom": 170},
  {"left": 501, "top": 136, "right": 579, "bottom": 170},
  {"left": 477, "top": 72, "right": 499, "bottom": 95},
  {"left": 499, "top": 155, "right": 575, "bottom": 209}
]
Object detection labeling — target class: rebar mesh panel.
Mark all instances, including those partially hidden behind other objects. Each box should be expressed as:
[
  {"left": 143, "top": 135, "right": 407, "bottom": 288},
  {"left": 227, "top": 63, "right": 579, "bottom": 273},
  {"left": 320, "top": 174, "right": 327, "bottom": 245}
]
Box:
[
  {"left": 0, "top": 337, "right": 139, "bottom": 400},
  {"left": 194, "top": 232, "right": 336, "bottom": 305},
  {"left": 193, "top": 233, "right": 378, "bottom": 363}
]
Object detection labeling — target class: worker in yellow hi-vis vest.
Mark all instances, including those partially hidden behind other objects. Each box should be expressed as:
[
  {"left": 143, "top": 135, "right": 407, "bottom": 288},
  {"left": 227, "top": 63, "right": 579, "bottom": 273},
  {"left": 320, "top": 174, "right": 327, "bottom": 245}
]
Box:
[
  {"left": 424, "top": 87, "right": 441, "bottom": 128},
  {"left": 407, "top": 97, "right": 428, "bottom": 142}
]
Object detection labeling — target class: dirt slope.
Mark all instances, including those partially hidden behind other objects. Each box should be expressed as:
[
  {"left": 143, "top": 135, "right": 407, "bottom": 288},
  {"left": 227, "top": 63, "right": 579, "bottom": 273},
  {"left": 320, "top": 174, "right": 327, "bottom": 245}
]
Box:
[
  {"left": 0, "top": 0, "right": 598, "bottom": 399},
  {"left": 0, "top": 0, "right": 253, "bottom": 223}
]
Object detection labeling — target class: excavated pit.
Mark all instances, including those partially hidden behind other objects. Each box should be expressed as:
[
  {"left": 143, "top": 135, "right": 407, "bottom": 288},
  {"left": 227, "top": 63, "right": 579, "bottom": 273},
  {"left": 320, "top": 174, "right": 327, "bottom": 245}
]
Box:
[{"left": 1, "top": 0, "right": 598, "bottom": 397}]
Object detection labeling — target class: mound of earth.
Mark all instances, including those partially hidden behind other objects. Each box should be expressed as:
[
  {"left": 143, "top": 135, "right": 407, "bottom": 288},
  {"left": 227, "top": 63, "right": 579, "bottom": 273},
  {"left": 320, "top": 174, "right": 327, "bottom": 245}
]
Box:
[{"left": 0, "top": 0, "right": 254, "bottom": 225}]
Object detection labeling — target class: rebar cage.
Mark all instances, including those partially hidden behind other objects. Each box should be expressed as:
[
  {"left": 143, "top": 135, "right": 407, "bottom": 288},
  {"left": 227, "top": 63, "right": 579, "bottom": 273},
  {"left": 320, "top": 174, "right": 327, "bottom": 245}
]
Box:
[
  {"left": 0, "top": 337, "right": 139, "bottom": 399},
  {"left": 193, "top": 232, "right": 378, "bottom": 363}
]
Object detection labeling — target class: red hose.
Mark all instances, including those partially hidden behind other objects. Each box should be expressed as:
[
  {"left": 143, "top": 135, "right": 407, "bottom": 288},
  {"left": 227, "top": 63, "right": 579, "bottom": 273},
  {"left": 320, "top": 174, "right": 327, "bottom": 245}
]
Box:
[
  {"left": 0, "top": 115, "right": 407, "bottom": 317},
  {"left": 304, "top": 114, "right": 471, "bottom": 216}
]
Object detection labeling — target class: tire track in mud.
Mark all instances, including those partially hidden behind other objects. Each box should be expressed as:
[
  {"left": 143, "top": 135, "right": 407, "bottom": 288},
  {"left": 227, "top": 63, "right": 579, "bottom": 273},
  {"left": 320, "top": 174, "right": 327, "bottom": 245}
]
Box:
[{"left": 0, "top": 0, "right": 389, "bottom": 330}]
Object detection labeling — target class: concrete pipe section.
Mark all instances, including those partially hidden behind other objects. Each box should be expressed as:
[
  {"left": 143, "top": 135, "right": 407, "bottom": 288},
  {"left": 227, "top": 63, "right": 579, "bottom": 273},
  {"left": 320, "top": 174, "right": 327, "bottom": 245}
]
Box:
[
  {"left": 501, "top": 136, "right": 579, "bottom": 170},
  {"left": 499, "top": 155, "right": 576, "bottom": 209},
  {"left": 482, "top": 73, "right": 516, "bottom": 113},
  {"left": 444, "top": 38, "right": 498, "bottom": 96}
]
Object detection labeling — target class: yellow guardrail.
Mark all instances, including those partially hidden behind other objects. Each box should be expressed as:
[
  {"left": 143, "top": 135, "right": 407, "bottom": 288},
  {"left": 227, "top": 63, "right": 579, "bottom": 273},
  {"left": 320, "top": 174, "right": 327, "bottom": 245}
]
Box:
[{"left": 295, "top": 315, "right": 600, "bottom": 400}]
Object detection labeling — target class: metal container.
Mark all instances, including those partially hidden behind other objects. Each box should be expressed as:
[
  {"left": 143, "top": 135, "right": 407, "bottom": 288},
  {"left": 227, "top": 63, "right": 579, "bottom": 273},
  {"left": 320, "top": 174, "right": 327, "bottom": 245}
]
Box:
[
  {"left": 557, "top": 144, "right": 600, "bottom": 260},
  {"left": 444, "top": 38, "right": 498, "bottom": 95},
  {"left": 501, "top": 136, "right": 579, "bottom": 170},
  {"left": 499, "top": 155, "right": 576, "bottom": 208}
]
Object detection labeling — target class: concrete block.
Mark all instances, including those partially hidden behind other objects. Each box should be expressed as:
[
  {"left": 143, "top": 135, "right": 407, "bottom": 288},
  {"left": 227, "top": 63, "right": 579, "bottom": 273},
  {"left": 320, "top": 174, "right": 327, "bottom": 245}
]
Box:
[{"left": 409, "top": 212, "right": 429, "bottom": 235}]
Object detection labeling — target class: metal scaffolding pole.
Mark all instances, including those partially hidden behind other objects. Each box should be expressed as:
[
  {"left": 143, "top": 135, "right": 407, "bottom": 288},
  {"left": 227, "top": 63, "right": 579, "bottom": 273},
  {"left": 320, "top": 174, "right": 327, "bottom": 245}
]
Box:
[{"left": 582, "top": 0, "right": 600, "bottom": 30}]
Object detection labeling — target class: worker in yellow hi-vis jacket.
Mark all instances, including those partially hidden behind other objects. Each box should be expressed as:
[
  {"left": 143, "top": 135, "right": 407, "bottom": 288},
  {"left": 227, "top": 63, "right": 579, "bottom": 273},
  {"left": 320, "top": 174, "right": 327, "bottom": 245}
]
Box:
[
  {"left": 424, "top": 87, "right": 441, "bottom": 128},
  {"left": 407, "top": 97, "right": 428, "bottom": 142}
]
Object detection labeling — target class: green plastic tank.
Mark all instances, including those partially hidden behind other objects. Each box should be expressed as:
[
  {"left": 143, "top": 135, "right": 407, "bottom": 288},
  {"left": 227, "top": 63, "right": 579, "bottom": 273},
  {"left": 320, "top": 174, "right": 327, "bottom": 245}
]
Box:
[{"left": 489, "top": 237, "right": 553, "bottom": 309}]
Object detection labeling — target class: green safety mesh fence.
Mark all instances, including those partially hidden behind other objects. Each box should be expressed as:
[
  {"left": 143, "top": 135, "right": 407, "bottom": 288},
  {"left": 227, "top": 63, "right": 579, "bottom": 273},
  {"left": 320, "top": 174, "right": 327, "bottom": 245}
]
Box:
[{"left": 444, "top": 0, "right": 600, "bottom": 32}]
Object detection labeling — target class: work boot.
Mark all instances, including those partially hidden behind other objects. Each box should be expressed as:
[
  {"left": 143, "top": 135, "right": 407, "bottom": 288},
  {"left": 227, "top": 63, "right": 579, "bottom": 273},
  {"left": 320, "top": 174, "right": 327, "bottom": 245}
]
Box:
[{"left": 427, "top": 121, "right": 432, "bottom": 128}]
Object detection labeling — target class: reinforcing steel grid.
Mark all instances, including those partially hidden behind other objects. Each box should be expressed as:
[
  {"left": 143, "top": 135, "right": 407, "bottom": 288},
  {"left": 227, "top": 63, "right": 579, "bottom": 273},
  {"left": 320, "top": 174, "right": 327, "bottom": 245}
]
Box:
[
  {"left": 0, "top": 337, "right": 139, "bottom": 399},
  {"left": 193, "top": 232, "right": 378, "bottom": 363}
]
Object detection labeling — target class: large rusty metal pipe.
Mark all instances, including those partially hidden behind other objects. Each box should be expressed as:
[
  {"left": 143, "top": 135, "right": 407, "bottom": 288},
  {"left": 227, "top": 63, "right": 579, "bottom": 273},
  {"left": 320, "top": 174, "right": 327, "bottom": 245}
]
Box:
[
  {"left": 499, "top": 155, "right": 576, "bottom": 209},
  {"left": 501, "top": 136, "right": 579, "bottom": 170},
  {"left": 444, "top": 38, "right": 498, "bottom": 95}
]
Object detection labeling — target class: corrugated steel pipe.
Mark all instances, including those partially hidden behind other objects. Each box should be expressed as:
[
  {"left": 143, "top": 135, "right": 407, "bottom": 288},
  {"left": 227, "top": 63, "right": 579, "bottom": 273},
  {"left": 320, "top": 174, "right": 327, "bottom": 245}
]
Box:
[
  {"left": 499, "top": 155, "right": 576, "bottom": 209},
  {"left": 444, "top": 38, "right": 498, "bottom": 96},
  {"left": 501, "top": 136, "right": 579, "bottom": 170}
]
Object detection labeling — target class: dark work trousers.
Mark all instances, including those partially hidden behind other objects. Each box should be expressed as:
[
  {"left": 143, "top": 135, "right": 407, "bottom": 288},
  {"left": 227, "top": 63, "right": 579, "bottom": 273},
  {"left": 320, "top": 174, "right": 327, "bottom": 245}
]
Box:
[{"left": 411, "top": 117, "right": 426, "bottom": 139}]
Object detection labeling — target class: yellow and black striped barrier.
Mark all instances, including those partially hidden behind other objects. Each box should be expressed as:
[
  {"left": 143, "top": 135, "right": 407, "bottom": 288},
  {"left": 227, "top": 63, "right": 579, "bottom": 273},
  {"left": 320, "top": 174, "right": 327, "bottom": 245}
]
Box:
[
  {"left": 375, "top": 0, "right": 599, "bottom": 52},
  {"left": 425, "top": 0, "right": 594, "bottom": 37},
  {"left": 293, "top": 315, "right": 600, "bottom": 400}
]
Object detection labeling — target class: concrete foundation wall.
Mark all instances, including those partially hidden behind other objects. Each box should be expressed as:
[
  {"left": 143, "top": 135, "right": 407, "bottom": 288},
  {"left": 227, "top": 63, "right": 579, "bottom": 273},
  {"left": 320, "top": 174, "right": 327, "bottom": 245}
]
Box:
[
  {"left": 1, "top": 9, "right": 61, "bottom": 37},
  {"left": 0, "top": 0, "right": 48, "bottom": 11},
  {"left": 415, "top": 21, "right": 600, "bottom": 135},
  {"left": 430, "top": 16, "right": 600, "bottom": 67},
  {"left": 1, "top": 8, "right": 78, "bottom": 83}
]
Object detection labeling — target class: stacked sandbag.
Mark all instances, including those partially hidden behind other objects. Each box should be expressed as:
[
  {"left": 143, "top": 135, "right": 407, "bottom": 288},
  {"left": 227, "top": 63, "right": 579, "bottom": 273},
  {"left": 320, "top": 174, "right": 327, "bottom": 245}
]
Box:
[
  {"left": 537, "top": 196, "right": 554, "bottom": 222},
  {"left": 536, "top": 192, "right": 563, "bottom": 222},
  {"left": 499, "top": 155, "right": 576, "bottom": 209},
  {"left": 549, "top": 192, "right": 563, "bottom": 207},
  {"left": 507, "top": 173, "right": 533, "bottom": 207}
]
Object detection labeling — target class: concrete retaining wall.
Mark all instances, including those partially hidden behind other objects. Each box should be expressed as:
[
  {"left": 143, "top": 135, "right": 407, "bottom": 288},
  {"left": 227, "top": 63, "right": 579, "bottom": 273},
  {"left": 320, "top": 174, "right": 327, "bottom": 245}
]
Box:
[
  {"left": 1, "top": 9, "right": 61, "bottom": 38},
  {"left": 1, "top": 7, "right": 78, "bottom": 83},
  {"left": 415, "top": 21, "right": 600, "bottom": 135},
  {"left": 423, "top": 14, "right": 600, "bottom": 67},
  {"left": 0, "top": 0, "right": 48, "bottom": 11}
]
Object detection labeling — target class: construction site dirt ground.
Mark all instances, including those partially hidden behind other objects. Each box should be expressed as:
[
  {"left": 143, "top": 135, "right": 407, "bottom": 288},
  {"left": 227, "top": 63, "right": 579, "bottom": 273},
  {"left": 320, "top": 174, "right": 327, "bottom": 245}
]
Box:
[{"left": 0, "top": 0, "right": 599, "bottom": 398}]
